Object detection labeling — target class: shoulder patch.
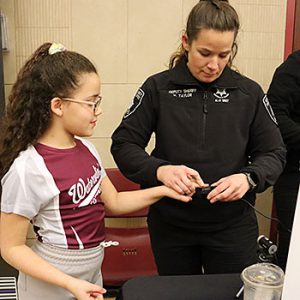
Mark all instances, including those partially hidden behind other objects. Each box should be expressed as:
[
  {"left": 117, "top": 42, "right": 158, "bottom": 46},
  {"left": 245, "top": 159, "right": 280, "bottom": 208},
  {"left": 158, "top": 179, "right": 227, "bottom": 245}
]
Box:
[
  {"left": 123, "top": 88, "right": 145, "bottom": 119},
  {"left": 262, "top": 95, "right": 278, "bottom": 125}
]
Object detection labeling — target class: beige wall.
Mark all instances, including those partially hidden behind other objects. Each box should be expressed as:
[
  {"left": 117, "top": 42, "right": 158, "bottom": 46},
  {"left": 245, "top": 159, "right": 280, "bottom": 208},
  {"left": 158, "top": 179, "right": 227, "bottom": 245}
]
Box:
[{"left": 0, "top": 0, "right": 287, "bottom": 238}]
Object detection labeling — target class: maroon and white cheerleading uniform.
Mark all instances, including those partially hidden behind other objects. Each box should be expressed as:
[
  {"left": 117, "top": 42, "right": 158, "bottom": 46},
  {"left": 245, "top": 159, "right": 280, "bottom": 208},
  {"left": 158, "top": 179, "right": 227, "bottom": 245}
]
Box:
[{"left": 1, "top": 138, "right": 107, "bottom": 299}]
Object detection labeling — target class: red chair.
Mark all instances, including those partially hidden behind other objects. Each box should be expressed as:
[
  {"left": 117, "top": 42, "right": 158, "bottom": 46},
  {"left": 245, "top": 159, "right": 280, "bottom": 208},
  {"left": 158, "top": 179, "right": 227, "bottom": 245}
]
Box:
[{"left": 101, "top": 168, "right": 158, "bottom": 290}]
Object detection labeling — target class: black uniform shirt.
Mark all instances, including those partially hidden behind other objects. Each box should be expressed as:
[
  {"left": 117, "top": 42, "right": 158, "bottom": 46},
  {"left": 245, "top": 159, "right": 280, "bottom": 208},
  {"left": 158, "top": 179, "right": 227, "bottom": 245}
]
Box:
[{"left": 111, "top": 58, "right": 286, "bottom": 231}]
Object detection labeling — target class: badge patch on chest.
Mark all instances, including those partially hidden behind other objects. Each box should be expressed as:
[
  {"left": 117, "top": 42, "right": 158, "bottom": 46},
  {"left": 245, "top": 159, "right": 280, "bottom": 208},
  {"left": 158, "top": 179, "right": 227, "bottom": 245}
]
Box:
[
  {"left": 124, "top": 88, "right": 145, "bottom": 119},
  {"left": 262, "top": 95, "right": 278, "bottom": 125},
  {"left": 214, "top": 88, "right": 230, "bottom": 103}
]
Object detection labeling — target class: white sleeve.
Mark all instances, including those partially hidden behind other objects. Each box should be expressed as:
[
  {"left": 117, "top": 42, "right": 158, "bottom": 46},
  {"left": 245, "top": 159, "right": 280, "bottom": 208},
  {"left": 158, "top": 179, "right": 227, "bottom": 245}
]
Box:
[{"left": 1, "top": 146, "right": 59, "bottom": 219}]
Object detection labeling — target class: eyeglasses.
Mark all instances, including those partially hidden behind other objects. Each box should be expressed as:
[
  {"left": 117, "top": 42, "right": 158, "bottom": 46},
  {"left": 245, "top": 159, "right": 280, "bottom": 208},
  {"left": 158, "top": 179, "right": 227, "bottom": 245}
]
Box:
[{"left": 61, "top": 95, "right": 102, "bottom": 115}]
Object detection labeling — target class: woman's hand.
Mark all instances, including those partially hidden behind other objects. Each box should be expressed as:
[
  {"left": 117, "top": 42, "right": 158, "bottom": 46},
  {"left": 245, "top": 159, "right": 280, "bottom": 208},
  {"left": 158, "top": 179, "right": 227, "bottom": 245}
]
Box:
[
  {"left": 66, "top": 278, "right": 106, "bottom": 300},
  {"left": 207, "top": 173, "right": 250, "bottom": 203},
  {"left": 157, "top": 165, "right": 207, "bottom": 195}
]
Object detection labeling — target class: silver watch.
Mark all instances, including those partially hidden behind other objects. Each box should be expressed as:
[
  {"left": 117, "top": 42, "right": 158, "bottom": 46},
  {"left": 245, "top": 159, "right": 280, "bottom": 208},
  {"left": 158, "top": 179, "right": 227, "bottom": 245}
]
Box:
[{"left": 244, "top": 172, "right": 257, "bottom": 191}]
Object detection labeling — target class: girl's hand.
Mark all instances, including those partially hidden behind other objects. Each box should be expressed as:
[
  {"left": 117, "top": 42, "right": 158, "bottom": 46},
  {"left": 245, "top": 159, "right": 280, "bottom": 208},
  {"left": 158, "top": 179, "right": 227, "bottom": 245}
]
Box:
[
  {"left": 162, "top": 185, "right": 196, "bottom": 202},
  {"left": 157, "top": 165, "right": 207, "bottom": 195},
  {"left": 66, "top": 278, "right": 106, "bottom": 300}
]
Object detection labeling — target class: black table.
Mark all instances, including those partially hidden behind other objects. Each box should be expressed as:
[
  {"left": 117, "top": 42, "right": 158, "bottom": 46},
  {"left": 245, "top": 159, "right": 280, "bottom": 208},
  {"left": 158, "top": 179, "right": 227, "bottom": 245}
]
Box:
[{"left": 120, "top": 273, "right": 242, "bottom": 300}]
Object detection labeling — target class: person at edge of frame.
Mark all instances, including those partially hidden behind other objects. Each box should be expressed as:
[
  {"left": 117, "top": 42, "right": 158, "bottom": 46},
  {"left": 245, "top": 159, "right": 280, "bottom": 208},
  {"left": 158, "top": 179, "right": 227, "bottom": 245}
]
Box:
[{"left": 267, "top": 49, "right": 300, "bottom": 271}]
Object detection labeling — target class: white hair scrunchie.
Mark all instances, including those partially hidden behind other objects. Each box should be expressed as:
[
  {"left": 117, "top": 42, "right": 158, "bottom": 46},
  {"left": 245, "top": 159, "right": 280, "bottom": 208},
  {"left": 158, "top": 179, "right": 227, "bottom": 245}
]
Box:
[{"left": 48, "top": 43, "right": 66, "bottom": 55}]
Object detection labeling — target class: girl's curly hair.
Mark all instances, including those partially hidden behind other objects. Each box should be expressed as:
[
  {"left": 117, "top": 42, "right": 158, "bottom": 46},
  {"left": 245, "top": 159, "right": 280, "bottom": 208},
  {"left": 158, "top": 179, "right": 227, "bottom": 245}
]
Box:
[{"left": 0, "top": 42, "right": 97, "bottom": 183}]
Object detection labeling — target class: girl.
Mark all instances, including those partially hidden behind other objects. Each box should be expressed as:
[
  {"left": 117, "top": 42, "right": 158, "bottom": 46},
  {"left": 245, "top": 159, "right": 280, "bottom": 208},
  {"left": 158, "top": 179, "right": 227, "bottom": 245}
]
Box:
[{"left": 0, "top": 42, "right": 200, "bottom": 300}]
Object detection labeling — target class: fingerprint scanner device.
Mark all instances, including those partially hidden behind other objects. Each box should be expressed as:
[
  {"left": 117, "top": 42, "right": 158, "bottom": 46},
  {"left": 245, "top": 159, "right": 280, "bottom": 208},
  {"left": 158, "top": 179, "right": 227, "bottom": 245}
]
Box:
[{"left": 197, "top": 185, "right": 215, "bottom": 195}]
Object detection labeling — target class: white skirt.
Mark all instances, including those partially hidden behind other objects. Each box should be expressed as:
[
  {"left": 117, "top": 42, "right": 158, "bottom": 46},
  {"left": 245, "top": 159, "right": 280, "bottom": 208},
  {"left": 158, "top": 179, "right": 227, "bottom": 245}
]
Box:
[{"left": 18, "top": 241, "right": 104, "bottom": 300}]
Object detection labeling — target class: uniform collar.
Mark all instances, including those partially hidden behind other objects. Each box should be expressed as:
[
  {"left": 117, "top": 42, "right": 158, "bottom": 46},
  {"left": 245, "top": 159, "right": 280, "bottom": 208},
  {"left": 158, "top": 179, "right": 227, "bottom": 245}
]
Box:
[{"left": 169, "top": 57, "right": 238, "bottom": 89}]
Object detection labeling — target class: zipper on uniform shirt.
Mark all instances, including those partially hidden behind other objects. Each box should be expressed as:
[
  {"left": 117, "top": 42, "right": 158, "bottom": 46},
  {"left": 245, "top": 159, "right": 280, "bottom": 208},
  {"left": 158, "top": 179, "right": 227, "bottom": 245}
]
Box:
[{"left": 202, "top": 91, "right": 208, "bottom": 147}]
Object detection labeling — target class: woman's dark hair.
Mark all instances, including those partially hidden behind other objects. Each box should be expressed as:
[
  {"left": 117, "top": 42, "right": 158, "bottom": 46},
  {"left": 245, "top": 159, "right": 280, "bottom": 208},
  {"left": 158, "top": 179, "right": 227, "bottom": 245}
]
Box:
[
  {"left": 0, "top": 42, "right": 97, "bottom": 182},
  {"left": 169, "top": 0, "right": 240, "bottom": 68}
]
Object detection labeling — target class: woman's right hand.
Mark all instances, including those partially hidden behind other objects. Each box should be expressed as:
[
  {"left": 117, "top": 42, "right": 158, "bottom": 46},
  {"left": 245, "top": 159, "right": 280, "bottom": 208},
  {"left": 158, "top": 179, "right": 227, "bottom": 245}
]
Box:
[
  {"left": 66, "top": 277, "right": 106, "bottom": 300},
  {"left": 157, "top": 165, "right": 207, "bottom": 195}
]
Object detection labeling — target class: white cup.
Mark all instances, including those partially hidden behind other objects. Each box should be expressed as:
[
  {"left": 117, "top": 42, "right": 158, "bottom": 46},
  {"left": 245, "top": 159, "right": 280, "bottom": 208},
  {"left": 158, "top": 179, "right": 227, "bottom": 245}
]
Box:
[{"left": 241, "top": 263, "right": 284, "bottom": 300}]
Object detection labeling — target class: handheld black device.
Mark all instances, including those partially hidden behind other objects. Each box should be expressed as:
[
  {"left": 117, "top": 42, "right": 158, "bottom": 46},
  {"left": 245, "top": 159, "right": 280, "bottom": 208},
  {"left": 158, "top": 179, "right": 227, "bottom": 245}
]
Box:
[{"left": 198, "top": 185, "right": 215, "bottom": 195}]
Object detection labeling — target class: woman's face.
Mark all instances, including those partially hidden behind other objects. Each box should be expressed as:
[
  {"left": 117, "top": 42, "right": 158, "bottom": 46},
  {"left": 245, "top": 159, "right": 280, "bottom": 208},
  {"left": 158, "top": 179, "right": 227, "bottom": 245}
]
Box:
[{"left": 182, "top": 28, "right": 235, "bottom": 83}]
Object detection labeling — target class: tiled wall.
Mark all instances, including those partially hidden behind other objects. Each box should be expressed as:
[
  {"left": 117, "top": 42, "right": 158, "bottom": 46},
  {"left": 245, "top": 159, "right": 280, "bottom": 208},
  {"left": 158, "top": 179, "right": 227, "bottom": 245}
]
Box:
[{"left": 0, "top": 0, "right": 287, "bottom": 237}]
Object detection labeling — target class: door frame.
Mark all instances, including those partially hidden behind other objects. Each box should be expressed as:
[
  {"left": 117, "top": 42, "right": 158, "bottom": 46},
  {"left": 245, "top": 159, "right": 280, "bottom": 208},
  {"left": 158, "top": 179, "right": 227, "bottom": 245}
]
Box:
[
  {"left": 0, "top": 16, "right": 5, "bottom": 118},
  {"left": 293, "top": 0, "right": 300, "bottom": 51},
  {"left": 285, "top": 0, "right": 300, "bottom": 58}
]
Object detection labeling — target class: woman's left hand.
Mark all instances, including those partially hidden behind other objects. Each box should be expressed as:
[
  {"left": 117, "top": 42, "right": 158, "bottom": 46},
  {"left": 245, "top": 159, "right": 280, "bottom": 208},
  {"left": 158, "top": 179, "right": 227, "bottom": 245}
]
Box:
[{"left": 206, "top": 173, "right": 250, "bottom": 203}]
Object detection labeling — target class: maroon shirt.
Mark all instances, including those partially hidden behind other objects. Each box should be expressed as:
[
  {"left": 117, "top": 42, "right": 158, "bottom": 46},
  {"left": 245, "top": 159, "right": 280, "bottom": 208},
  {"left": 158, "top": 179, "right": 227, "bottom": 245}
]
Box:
[{"left": 34, "top": 139, "right": 106, "bottom": 249}]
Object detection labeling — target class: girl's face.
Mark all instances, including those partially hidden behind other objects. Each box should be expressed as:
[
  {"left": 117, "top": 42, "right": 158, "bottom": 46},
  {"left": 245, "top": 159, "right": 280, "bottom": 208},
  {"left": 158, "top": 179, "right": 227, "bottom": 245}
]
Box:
[
  {"left": 61, "top": 72, "right": 101, "bottom": 138},
  {"left": 182, "top": 28, "right": 235, "bottom": 83}
]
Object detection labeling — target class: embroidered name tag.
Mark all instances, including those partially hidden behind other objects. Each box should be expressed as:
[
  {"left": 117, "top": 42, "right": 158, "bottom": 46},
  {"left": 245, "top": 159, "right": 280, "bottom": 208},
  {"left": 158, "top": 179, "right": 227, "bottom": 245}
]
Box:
[{"left": 168, "top": 88, "right": 196, "bottom": 98}]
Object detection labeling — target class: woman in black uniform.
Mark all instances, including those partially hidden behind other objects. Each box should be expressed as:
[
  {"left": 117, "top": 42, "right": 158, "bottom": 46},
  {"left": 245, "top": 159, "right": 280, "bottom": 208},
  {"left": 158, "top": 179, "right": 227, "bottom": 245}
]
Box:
[{"left": 111, "top": 0, "right": 286, "bottom": 275}]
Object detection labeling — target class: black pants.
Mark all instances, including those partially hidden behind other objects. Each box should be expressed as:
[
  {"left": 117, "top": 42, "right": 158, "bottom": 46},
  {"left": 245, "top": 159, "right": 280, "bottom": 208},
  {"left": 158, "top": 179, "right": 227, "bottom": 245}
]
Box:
[
  {"left": 273, "top": 172, "right": 300, "bottom": 271},
  {"left": 147, "top": 209, "right": 258, "bottom": 275}
]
